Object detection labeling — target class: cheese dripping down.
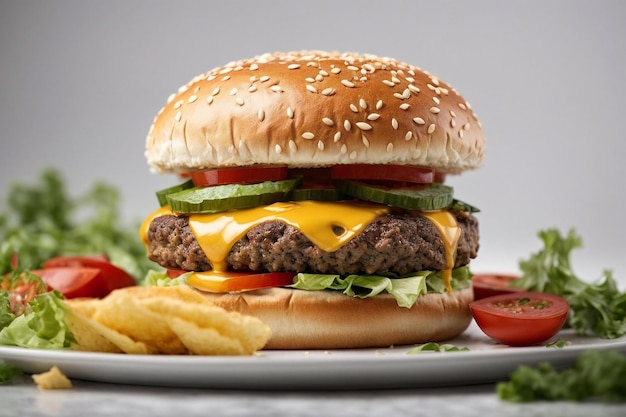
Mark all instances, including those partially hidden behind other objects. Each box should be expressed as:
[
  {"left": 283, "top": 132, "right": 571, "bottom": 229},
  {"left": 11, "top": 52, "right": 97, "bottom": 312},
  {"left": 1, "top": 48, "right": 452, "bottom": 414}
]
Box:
[{"left": 140, "top": 201, "right": 460, "bottom": 290}]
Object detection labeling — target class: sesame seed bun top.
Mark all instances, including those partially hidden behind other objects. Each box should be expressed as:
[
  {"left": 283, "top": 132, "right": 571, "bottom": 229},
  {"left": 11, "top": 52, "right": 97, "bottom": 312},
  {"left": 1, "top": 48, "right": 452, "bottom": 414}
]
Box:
[{"left": 145, "top": 50, "right": 485, "bottom": 174}]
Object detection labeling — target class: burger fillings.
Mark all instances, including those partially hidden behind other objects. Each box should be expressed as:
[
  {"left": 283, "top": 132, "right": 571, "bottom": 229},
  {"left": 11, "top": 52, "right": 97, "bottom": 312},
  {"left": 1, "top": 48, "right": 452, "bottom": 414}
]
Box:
[{"left": 141, "top": 51, "right": 485, "bottom": 349}]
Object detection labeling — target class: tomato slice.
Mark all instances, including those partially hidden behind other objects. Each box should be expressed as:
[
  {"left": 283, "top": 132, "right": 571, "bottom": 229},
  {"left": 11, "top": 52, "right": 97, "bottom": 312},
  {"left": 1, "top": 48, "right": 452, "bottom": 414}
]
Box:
[
  {"left": 472, "top": 273, "right": 524, "bottom": 300},
  {"left": 331, "top": 164, "right": 434, "bottom": 185},
  {"left": 34, "top": 267, "right": 107, "bottom": 299},
  {"left": 190, "top": 166, "right": 288, "bottom": 186},
  {"left": 186, "top": 271, "right": 296, "bottom": 293},
  {"left": 43, "top": 256, "right": 136, "bottom": 294},
  {"left": 470, "top": 291, "right": 569, "bottom": 346}
]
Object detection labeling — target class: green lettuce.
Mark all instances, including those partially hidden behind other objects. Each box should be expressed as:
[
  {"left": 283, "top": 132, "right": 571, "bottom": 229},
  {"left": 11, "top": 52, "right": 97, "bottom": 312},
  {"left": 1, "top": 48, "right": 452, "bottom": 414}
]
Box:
[
  {"left": 0, "top": 291, "right": 74, "bottom": 349},
  {"left": 289, "top": 266, "right": 472, "bottom": 308},
  {"left": 141, "top": 269, "right": 189, "bottom": 287}
]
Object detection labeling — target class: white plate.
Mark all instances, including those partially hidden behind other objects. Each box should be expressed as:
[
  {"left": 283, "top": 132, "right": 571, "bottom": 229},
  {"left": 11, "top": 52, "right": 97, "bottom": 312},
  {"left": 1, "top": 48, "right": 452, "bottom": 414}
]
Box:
[{"left": 1, "top": 321, "right": 625, "bottom": 390}]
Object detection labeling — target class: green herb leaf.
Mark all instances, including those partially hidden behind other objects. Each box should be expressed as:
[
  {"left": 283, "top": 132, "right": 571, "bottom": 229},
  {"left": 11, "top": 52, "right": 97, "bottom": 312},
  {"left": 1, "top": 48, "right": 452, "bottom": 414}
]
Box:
[
  {"left": 407, "top": 342, "right": 470, "bottom": 353},
  {"left": 514, "top": 229, "right": 626, "bottom": 339},
  {"left": 0, "top": 364, "right": 23, "bottom": 385},
  {"left": 497, "top": 350, "right": 626, "bottom": 402}
]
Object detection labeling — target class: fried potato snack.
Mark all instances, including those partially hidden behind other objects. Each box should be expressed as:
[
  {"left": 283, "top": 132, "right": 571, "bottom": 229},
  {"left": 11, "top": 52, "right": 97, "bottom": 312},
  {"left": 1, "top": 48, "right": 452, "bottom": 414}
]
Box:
[{"left": 64, "top": 285, "right": 271, "bottom": 355}]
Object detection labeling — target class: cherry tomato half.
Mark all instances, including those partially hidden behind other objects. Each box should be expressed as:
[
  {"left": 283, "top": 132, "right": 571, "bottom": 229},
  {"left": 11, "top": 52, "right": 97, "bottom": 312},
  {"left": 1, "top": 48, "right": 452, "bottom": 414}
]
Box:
[
  {"left": 470, "top": 291, "right": 569, "bottom": 346},
  {"left": 472, "top": 273, "right": 525, "bottom": 300},
  {"left": 43, "top": 256, "right": 136, "bottom": 296},
  {"left": 186, "top": 271, "right": 296, "bottom": 293},
  {"left": 331, "top": 164, "right": 434, "bottom": 185},
  {"left": 190, "top": 166, "right": 288, "bottom": 186}
]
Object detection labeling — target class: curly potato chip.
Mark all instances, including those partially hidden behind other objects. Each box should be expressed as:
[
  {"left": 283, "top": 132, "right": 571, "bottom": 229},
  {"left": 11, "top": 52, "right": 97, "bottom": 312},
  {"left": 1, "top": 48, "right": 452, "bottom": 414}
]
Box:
[{"left": 63, "top": 285, "right": 271, "bottom": 355}]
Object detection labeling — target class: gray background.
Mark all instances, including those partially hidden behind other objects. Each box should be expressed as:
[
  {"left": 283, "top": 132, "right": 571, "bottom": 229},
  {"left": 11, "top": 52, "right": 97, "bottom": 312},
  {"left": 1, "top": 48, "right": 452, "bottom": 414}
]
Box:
[{"left": 1, "top": 0, "right": 624, "bottom": 284}]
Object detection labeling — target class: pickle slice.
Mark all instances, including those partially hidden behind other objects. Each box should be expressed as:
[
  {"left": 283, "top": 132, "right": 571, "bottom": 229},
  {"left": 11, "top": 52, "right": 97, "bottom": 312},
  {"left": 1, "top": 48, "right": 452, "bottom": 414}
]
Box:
[
  {"left": 338, "top": 181, "right": 453, "bottom": 211},
  {"left": 287, "top": 187, "right": 346, "bottom": 202},
  {"left": 167, "top": 178, "right": 301, "bottom": 214},
  {"left": 156, "top": 179, "right": 194, "bottom": 206}
]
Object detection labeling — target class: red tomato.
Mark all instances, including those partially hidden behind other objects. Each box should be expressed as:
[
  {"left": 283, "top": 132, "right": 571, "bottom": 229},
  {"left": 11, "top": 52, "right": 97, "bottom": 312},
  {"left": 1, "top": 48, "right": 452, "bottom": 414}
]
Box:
[
  {"left": 43, "top": 256, "right": 136, "bottom": 295},
  {"left": 34, "top": 267, "right": 107, "bottom": 299},
  {"left": 470, "top": 291, "right": 569, "bottom": 346},
  {"left": 472, "top": 273, "right": 525, "bottom": 300},
  {"left": 186, "top": 271, "right": 296, "bottom": 293},
  {"left": 331, "top": 164, "right": 434, "bottom": 185},
  {"left": 190, "top": 166, "right": 288, "bottom": 186}
]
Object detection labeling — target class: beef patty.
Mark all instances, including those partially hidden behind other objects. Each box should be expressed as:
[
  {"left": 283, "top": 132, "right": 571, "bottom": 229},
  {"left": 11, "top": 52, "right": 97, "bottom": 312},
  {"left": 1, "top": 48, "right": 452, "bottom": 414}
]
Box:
[{"left": 145, "top": 211, "right": 479, "bottom": 275}]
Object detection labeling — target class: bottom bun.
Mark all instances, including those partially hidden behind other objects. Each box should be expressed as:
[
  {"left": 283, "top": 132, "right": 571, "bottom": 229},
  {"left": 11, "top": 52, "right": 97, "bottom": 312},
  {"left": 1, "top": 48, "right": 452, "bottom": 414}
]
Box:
[{"left": 198, "top": 287, "right": 474, "bottom": 349}]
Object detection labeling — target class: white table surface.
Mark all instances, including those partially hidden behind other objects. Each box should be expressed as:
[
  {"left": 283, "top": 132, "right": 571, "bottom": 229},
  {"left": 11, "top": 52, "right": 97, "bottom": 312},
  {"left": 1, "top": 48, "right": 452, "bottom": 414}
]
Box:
[{"left": 1, "top": 374, "right": 625, "bottom": 417}]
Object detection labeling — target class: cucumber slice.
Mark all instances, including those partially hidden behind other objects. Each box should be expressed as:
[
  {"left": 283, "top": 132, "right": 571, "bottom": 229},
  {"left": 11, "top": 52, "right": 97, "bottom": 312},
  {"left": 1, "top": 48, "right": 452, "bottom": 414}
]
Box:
[
  {"left": 338, "top": 181, "right": 453, "bottom": 211},
  {"left": 287, "top": 187, "right": 346, "bottom": 202},
  {"left": 167, "top": 178, "right": 301, "bottom": 214},
  {"left": 156, "top": 179, "right": 194, "bottom": 206}
]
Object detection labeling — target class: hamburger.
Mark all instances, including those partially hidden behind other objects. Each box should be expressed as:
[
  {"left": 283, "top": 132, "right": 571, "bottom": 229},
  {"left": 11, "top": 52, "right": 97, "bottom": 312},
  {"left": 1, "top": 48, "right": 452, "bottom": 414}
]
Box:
[{"left": 140, "top": 50, "right": 485, "bottom": 349}]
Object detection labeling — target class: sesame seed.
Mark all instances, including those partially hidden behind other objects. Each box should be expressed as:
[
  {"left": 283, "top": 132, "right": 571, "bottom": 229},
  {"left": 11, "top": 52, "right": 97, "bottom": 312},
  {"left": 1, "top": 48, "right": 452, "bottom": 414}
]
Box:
[
  {"left": 174, "top": 111, "right": 182, "bottom": 122},
  {"left": 275, "top": 144, "right": 282, "bottom": 154},
  {"left": 188, "top": 95, "right": 198, "bottom": 103},
  {"left": 376, "top": 100, "right": 383, "bottom": 110},
  {"left": 305, "top": 77, "right": 316, "bottom": 83},
  {"left": 167, "top": 93, "right": 176, "bottom": 103},
  {"left": 257, "top": 108, "right": 265, "bottom": 121},
  {"left": 408, "top": 84, "right": 420, "bottom": 94},
  {"left": 393, "top": 93, "right": 406, "bottom": 100},
  {"left": 173, "top": 100, "right": 183, "bottom": 109},
  {"left": 235, "top": 97, "right": 244, "bottom": 106},
  {"left": 302, "top": 132, "right": 315, "bottom": 140},
  {"left": 331, "top": 67, "right": 341, "bottom": 74},
  {"left": 206, "top": 96, "right": 214, "bottom": 105},
  {"left": 392, "top": 118, "right": 399, "bottom": 130},
  {"left": 288, "top": 140, "right": 298, "bottom": 152},
  {"left": 359, "top": 98, "right": 367, "bottom": 109},
  {"left": 464, "top": 123, "right": 471, "bottom": 130},
  {"left": 340, "top": 144, "right": 348, "bottom": 154},
  {"left": 322, "top": 117, "right": 334, "bottom": 126},
  {"left": 427, "top": 124, "right": 436, "bottom": 134},
  {"left": 362, "top": 134, "right": 370, "bottom": 147},
  {"left": 222, "top": 75, "right": 231, "bottom": 81},
  {"left": 321, "top": 87, "right": 336, "bottom": 96},
  {"left": 458, "top": 103, "right": 467, "bottom": 110},
  {"left": 315, "top": 74, "right": 324, "bottom": 82},
  {"left": 306, "top": 85, "right": 318, "bottom": 93},
  {"left": 206, "top": 75, "right": 217, "bottom": 82},
  {"left": 270, "top": 85, "right": 283, "bottom": 93},
  {"left": 344, "top": 120, "right": 352, "bottom": 131},
  {"left": 459, "top": 130, "right": 464, "bottom": 139},
  {"left": 350, "top": 104, "right": 359, "bottom": 113},
  {"left": 230, "top": 88, "right": 238, "bottom": 96},
  {"left": 334, "top": 132, "right": 342, "bottom": 142},
  {"left": 177, "top": 85, "right": 188, "bottom": 94},
  {"left": 288, "top": 64, "right": 301, "bottom": 70},
  {"left": 319, "top": 69, "right": 329, "bottom": 76},
  {"left": 260, "top": 76, "right": 270, "bottom": 82},
  {"left": 356, "top": 122, "right": 372, "bottom": 131},
  {"left": 317, "top": 140, "right": 324, "bottom": 151},
  {"left": 349, "top": 151, "right": 358, "bottom": 160},
  {"left": 433, "top": 97, "right": 441, "bottom": 104},
  {"left": 450, "top": 119, "right": 456, "bottom": 128},
  {"left": 211, "top": 87, "right": 220, "bottom": 96},
  {"left": 402, "top": 88, "right": 411, "bottom": 99},
  {"left": 382, "top": 80, "right": 395, "bottom": 87},
  {"left": 405, "top": 77, "right": 416, "bottom": 83},
  {"left": 249, "top": 64, "right": 259, "bottom": 71},
  {"left": 429, "top": 107, "right": 441, "bottom": 114},
  {"left": 427, "top": 84, "right": 436, "bottom": 91},
  {"left": 387, "top": 143, "right": 394, "bottom": 152},
  {"left": 287, "top": 107, "right": 294, "bottom": 119},
  {"left": 405, "top": 131, "right": 413, "bottom": 141},
  {"left": 391, "top": 76, "right": 401, "bottom": 84},
  {"left": 449, "top": 110, "right": 457, "bottom": 118},
  {"left": 399, "top": 103, "right": 410, "bottom": 110},
  {"left": 347, "top": 65, "right": 359, "bottom": 71},
  {"left": 248, "top": 85, "right": 258, "bottom": 93},
  {"left": 367, "top": 113, "right": 380, "bottom": 121},
  {"left": 341, "top": 79, "right": 355, "bottom": 88},
  {"left": 413, "top": 117, "right": 425, "bottom": 125}
]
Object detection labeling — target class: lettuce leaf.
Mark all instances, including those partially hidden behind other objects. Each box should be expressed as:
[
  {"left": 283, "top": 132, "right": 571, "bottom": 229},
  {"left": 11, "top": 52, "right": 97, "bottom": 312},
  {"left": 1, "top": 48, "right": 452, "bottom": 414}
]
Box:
[
  {"left": 141, "top": 269, "right": 189, "bottom": 287},
  {"left": 289, "top": 266, "right": 471, "bottom": 308},
  {"left": 0, "top": 291, "right": 74, "bottom": 349}
]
